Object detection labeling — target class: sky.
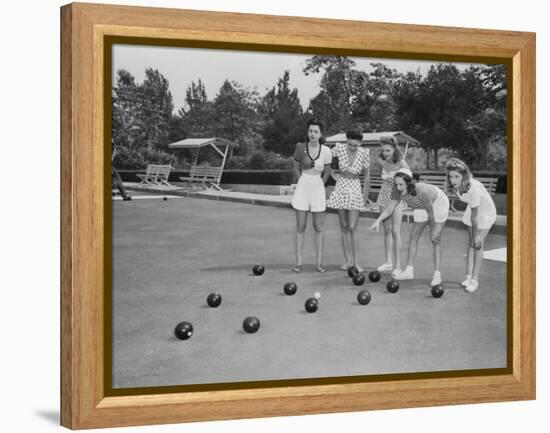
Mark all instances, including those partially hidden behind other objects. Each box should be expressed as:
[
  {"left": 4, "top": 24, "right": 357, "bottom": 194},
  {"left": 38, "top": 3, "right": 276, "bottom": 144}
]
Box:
[{"left": 112, "top": 44, "right": 483, "bottom": 113}]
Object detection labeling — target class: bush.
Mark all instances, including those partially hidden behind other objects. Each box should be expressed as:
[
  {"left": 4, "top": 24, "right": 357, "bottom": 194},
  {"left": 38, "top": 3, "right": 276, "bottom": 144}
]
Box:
[
  {"left": 113, "top": 146, "right": 177, "bottom": 170},
  {"left": 247, "top": 151, "right": 266, "bottom": 169}
]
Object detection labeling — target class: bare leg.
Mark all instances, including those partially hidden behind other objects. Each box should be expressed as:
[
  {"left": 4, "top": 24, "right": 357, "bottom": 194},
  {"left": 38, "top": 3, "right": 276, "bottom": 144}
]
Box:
[
  {"left": 466, "top": 230, "right": 474, "bottom": 277},
  {"left": 430, "top": 222, "right": 445, "bottom": 273},
  {"left": 405, "top": 221, "right": 428, "bottom": 267},
  {"left": 391, "top": 208, "right": 403, "bottom": 270},
  {"left": 471, "top": 228, "right": 491, "bottom": 281},
  {"left": 382, "top": 217, "right": 392, "bottom": 264},
  {"left": 295, "top": 211, "right": 307, "bottom": 267},
  {"left": 312, "top": 212, "right": 325, "bottom": 269},
  {"left": 337, "top": 209, "right": 351, "bottom": 267},
  {"left": 348, "top": 210, "right": 361, "bottom": 269}
]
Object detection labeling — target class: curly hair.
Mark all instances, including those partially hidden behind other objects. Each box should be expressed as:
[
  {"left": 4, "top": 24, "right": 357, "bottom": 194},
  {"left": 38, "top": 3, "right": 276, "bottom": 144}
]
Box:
[
  {"left": 378, "top": 135, "right": 402, "bottom": 164},
  {"left": 306, "top": 118, "right": 326, "bottom": 144},
  {"left": 346, "top": 128, "right": 363, "bottom": 142},
  {"left": 394, "top": 172, "right": 416, "bottom": 196},
  {"left": 445, "top": 158, "right": 472, "bottom": 195}
]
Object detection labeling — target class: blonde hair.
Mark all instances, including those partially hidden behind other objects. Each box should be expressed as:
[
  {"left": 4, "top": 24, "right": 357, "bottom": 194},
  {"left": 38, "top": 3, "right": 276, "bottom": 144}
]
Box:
[
  {"left": 378, "top": 136, "right": 402, "bottom": 164},
  {"left": 445, "top": 158, "right": 472, "bottom": 194}
]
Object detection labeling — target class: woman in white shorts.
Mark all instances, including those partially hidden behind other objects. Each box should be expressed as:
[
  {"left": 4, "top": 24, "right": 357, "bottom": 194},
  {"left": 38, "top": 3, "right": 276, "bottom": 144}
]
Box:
[
  {"left": 369, "top": 168, "right": 449, "bottom": 286},
  {"left": 291, "top": 118, "right": 332, "bottom": 272},
  {"left": 446, "top": 158, "right": 497, "bottom": 293}
]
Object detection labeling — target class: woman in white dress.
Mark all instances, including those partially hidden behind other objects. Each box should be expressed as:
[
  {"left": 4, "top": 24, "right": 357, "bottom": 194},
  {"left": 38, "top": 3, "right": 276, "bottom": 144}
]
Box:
[{"left": 445, "top": 158, "right": 497, "bottom": 293}]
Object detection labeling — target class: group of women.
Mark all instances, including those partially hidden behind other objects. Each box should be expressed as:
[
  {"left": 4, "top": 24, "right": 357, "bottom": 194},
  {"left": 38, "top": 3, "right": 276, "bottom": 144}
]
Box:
[{"left": 290, "top": 118, "right": 497, "bottom": 293}]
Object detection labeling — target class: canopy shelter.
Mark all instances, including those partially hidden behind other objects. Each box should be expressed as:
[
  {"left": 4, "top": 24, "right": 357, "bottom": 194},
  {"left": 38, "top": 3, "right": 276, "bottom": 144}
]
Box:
[
  {"left": 168, "top": 138, "right": 239, "bottom": 191},
  {"left": 325, "top": 131, "right": 420, "bottom": 157},
  {"left": 168, "top": 137, "right": 239, "bottom": 168}
]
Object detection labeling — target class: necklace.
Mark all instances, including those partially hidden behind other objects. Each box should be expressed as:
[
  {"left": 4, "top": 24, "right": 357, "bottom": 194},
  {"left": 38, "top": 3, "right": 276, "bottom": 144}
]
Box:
[{"left": 306, "top": 142, "right": 321, "bottom": 168}]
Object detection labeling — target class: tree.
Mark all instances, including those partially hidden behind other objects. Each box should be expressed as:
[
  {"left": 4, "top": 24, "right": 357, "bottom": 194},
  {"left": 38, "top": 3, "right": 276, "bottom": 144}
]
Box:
[
  {"left": 260, "top": 71, "right": 305, "bottom": 156},
  {"left": 303, "top": 56, "right": 359, "bottom": 133},
  {"left": 138, "top": 68, "right": 174, "bottom": 152},
  {"left": 112, "top": 69, "right": 141, "bottom": 150},
  {"left": 211, "top": 80, "right": 263, "bottom": 156},
  {"left": 177, "top": 79, "right": 214, "bottom": 137}
]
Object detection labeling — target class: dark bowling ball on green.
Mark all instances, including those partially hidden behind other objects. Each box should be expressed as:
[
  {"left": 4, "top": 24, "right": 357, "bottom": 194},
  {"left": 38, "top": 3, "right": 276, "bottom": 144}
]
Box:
[
  {"left": 252, "top": 265, "right": 265, "bottom": 276},
  {"left": 352, "top": 272, "right": 366, "bottom": 286},
  {"left": 347, "top": 266, "right": 359, "bottom": 278},
  {"left": 283, "top": 282, "right": 298, "bottom": 296},
  {"left": 305, "top": 297, "right": 319, "bottom": 313},
  {"left": 163, "top": 196, "right": 168, "bottom": 201},
  {"left": 357, "top": 290, "right": 371, "bottom": 305},
  {"left": 174, "top": 321, "right": 194, "bottom": 340},
  {"left": 431, "top": 284, "right": 444, "bottom": 298},
  {"left": 368, "top": 270, "right": 381, "bottom": 282},
  {"left": 386, "top": 280, "right": 399, "bottom": 293},
  {"left": 206, "top": 292, "right": 222, "bottom": 308},
  {"left": 243, "top": 316, "right": 260, "bottom": 333}
]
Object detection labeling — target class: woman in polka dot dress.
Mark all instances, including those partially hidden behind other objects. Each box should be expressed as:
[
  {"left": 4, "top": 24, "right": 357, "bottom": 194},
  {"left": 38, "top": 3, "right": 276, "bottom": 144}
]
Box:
[{"left": 327, "top": 129, "right": 370, "bottom": 272}]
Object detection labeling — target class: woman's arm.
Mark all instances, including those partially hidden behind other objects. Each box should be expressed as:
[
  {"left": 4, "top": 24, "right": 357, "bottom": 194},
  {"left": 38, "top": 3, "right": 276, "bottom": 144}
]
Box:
[
  {"left": 292, "top": 160, "right": 301, "bottom": 184},
  {"left": 470, "top": 206, "right": 483, "bottom": 249},
  {"left": 369, "top": 200, "right": 399, "bottom": 231},
  {"left": 362, "top": 166, "right": 371, "bottom": 204},
  {"left": 422, "top": 199, "right": 440, "bottom": 245},
  {"left": 322, "top": 164, "right": 331, "bottom": 184}
]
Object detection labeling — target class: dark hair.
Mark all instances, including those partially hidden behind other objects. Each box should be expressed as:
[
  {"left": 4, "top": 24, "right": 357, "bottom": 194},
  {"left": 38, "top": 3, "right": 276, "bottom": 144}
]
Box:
[
  {"left": 345, "top": 129, "right": 363, "bottom": 142},
  {"left": 445, "top": 158, "right": 472, "bottom": 194},
  {"left": 394, "top": 172, "right": 417, "bottom": 196},
  {"left": 306, "top": 118, "right": 325, "bottom": 144},
  {"left": 378, "top": 135, "right": 402, "bottom": 164}
]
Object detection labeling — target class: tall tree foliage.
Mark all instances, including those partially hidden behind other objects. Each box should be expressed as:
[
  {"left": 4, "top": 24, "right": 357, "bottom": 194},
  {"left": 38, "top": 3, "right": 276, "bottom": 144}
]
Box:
[{"left": 260, "top": 71, "right": 305, "bottom": 156}]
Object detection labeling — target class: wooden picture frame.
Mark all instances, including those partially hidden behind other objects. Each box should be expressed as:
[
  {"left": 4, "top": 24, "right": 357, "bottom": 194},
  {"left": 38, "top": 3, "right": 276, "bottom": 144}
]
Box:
[{"left": 60, "top": 2, "right": 535, "bottom": 429}]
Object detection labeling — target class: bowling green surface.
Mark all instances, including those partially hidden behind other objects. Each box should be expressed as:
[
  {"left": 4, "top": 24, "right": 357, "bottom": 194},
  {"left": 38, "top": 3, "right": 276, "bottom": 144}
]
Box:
[{"left": 112, "top": 196, "right": 508, "bottom": 389}]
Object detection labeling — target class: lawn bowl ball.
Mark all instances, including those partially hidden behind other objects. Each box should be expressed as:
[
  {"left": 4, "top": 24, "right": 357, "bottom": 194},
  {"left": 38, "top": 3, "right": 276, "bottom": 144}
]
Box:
[
  {"left": 352, "top": 272, "right": 366, "bottom": 286},
  {"left": 357, "top": 290, "right": 371, "bottom": 305},
  {"left": 252, "top": 265, "right": 265, "bottom": 276},
  {"left": 386, "top": 280, "right": 400, "bottom": 293},
  {"left": 243, "top": 316, "right": 260, "bottom": 333},
  {"left": 347, "top": 266, "right": 359, "bottom": 278},
  {"left": 368, "top": 270, "right": 381, "bottom": 282},
  {"left": 206, "top": 293, "right": 222, "bottom": 308},
  {"left": 305, "top": 298, "right": 319, "bottom": 313},
  {"left": 174, "top": 321, "right": 194, "bottom": 340},
  {"left": 283, "top": 282, "right": 298, "bottom": 296},
  {"left": 431, "top": 284, "right": 445, "bottom": 298}
]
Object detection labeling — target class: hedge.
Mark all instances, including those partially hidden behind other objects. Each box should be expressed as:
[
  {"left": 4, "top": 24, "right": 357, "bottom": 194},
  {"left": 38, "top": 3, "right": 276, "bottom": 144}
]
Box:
[{"left": 117, "top": 169, "right": 506, "bottom": 193}]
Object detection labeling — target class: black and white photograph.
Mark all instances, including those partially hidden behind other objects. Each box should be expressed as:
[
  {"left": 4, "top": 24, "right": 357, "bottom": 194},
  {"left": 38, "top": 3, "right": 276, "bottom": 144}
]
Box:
[{"left": 110, "top": 43, "right": 509, "bottom": 390}]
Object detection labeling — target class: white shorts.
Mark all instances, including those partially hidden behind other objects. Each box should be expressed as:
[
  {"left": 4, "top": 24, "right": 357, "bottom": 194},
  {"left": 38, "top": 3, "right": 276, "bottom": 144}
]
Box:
[
  {"left": 413, "top": 188, "right": 450, "bottom": 223},
  {"left": 462, "top": 207, "right": 497, "bottom": 229},
  {"left": 292, "top": 173, "right": 326, "bottom": 212}
]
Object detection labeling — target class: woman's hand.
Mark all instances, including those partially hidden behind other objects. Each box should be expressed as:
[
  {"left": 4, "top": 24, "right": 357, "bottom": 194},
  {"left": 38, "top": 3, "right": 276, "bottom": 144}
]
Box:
[
  {"left": 369, "top": 219, "right": 381, "bottom": 232},
  {"left": 471, "top": 233, "right": 484, "bottom": 249}
]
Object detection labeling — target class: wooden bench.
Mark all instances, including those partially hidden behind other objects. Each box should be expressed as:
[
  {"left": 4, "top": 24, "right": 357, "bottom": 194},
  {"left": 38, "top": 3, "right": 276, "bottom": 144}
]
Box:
[
  {"left": 419, "top": 174, "right": 498, "bottom": 211},
  {"left": 179, "top": 165, "right": 224, "bottom": 191},
  {"left": 136, "top": 164, "right": 173, "bottom": 187}
]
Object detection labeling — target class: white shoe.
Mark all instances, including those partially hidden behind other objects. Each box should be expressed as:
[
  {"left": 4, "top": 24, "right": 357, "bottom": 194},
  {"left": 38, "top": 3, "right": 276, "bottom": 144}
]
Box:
[
  {"left": 460, "top": 275, "right": 472, "bottom": 288},
  {"left": 464, "top": 279, "right": 479, "bottom": 293},
  {"left": 377, "top": 262, "right": 393, "bottom": 272},
  {"left": 391, "top": 268, "right": 402, "bottom": 278},
  {"left": 430, "top": 271, "right": 442, "bottom": 287},
  {"left": 394, "top": 266, "right": 414, "bottom": 280}
]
